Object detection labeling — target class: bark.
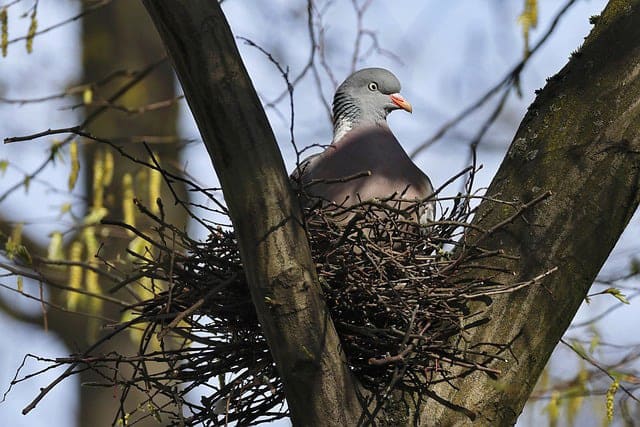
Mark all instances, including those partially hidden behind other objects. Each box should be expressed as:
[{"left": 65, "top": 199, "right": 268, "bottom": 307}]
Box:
[
  {"left": 422, "top": 1, "right": 640, "bottom": 425},
  {"left": 141, "top": 1, "right": 363, "bottom": 426}
]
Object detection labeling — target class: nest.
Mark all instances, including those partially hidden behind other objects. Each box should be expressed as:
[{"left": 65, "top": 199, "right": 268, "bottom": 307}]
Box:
[
  {"left": 11, "top": 175, "right": 543, "bottom": 426},
  {"left": 111, "top": 187, "right": 523, "bottom": 426}
]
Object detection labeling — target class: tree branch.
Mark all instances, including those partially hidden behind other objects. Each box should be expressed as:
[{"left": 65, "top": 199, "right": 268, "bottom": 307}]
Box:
[
  {"left": 141, "top": 1, "right": 363, "bottom": 425},
  {"left": 423, "top": 1, "right": 640, "bottom": 424}
]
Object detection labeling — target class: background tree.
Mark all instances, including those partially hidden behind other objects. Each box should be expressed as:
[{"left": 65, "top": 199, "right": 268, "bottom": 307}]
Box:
[
  {"left": 76, "top": 1, "right": 187, "bottom": 424},
  {"left": 0, "top": 0, "right": 187, "bottom": 425}
]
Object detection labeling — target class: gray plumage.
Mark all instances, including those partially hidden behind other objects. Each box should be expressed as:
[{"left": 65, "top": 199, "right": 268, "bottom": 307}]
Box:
[{"left": 293, "top": 68, "right": 435, "bottom": 224}]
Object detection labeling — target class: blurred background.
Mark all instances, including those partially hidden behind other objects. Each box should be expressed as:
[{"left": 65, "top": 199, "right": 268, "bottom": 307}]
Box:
[{"left": 0, "top": 0, "right": 638, "bottom": 425}]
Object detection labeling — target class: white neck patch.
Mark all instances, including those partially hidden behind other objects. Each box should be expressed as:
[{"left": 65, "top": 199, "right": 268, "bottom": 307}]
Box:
[{"left": 332, "top": 118, "right": 353, "bottom": 143}]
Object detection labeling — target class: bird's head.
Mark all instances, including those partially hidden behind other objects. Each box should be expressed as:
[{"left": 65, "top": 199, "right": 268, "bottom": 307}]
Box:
[{"left": 332, "top": 68, "right": 412, "bottom": 135}]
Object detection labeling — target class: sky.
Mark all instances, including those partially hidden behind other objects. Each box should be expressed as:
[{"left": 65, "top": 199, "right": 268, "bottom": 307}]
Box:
[{"left": 1, "top": 0, "right": 638, "bottom": 426}]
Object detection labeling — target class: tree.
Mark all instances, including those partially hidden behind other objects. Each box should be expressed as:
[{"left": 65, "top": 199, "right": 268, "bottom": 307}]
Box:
[
  {"left": 1, "top": 0, "right": 639, "bottom": 425},
  {"left": 77, "top": 1, "right": 187, "bottom": 425},
  {"left": 0, "top": 1, "right": 186, "bottom": 425},
  {"left": 142, "top": 0, "right": 640, "bottom": 425}
]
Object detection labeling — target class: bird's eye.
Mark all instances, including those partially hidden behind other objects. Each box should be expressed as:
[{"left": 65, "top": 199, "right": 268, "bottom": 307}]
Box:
[{"left": 368, "top": 82, "right": 378, "bottom": 91}]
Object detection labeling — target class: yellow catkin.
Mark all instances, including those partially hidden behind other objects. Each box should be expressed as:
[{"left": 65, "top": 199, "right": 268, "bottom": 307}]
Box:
[
  {"left": 547, "top": 390, "right": 559, "bottom": 425},
  {"left": 1, "top": 8, "right": 8, "bottom": 57},
  {"left": 67, "top": 241, "right": 84, "bottom": 310},
  {"left": 68, "top": 140, "right": 80, "bottom": 191},
  {"left": 568, "top": 366, "right": 587, "bottom": 424},
  {"left": 122, "top": 309, "right": 143, "bottom": 347},
  {"left": 83, "top": 227, "right": 98, "bottom": 296},
  {"left": 103, "top": 150, "right": 114, "bottom": 186},
  {"left": 83, "top": 227, "right": 102, "bottom": 314},
  {"left": 5, "top": 222, "right": 23, "bottom": 260},
  {"left": 85, "top": 268, "right": 101, "bottom": 313},
  {"left": 92, "top": 150, "right": 105, "bottom": 209},
  {"left": 6, "top": 224, "right": 31, "bottom": 265},
  {"left": 47, "top": 231, "right": 64, "bottom": 262},
  {"left": 82, "top": 88, "right": 93, "bottom": 105},
  {"left": 10, "top": 222, "right": 23, "bottom": 246},
  {"left": 525, "top": 0, "right": 537, "bottom": 24},
  {"left": 518, "top": 0, "right": 538, "bottom": 56},
  {"left": 83, "top": 227, "right": 98, "bottom": 259},
  {"left": 127, "top": 235, "right": 147, "bottom": 261},
  {"left": 26, "top": 10, "right": 37, "bottom": 54},
  {"left": 122, "top": 173, "right": 135, "bottom": 233},
  {"left": 149, "top": 156, "right": 161, "bottom": 215},
  {"left": 606, "top": 378, "right": 619, "bottom": 422}
]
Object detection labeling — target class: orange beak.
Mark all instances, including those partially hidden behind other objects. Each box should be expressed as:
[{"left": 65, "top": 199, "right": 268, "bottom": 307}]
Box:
[{"left": 390, "top": 93, "right": 412, "bottom": 113}]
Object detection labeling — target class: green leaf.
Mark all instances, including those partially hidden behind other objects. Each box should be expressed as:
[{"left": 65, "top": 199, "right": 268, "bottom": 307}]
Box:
[
  {"left": 603, "top": 288, "right": 630, "bottom": 304},
  {"left": 15, "top": 244, "right": 32, "bottom": 265}
]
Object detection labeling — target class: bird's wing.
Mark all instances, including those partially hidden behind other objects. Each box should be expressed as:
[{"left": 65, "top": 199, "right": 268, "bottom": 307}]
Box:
[{"left": 292, "top": 127, "right": 436, "bottom": 221}]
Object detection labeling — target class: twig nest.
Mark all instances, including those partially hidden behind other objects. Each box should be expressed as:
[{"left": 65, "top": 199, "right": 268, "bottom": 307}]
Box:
[
  {"left": 145, "top": 195, "right": 503, "bottom": 424},
  {"left": 305, "top": 201, "right": 464, "bottom": 390},
  {"left": 32, "top": 190, "right": 537, "bottom": 425}
]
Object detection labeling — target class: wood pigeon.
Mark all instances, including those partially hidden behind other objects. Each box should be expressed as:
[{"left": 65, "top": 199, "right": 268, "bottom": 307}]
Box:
[{"left": 293, "top": 68, "right": 435, "bottom": 225}]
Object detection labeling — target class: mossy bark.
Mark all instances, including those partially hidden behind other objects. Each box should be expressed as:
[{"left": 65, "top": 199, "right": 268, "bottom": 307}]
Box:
[{"left": 422, "top": 1, "right": 640, "bottom": 425}]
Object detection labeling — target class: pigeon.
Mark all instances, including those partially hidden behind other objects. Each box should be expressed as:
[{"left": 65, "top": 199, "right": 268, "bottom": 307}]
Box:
[{"left": 293, "top": 67, "right": 435, "bottom": 225}]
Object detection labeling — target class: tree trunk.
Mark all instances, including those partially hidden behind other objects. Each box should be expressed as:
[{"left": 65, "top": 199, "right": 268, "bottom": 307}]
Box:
[
  {"left": 74, "top": 1, "right": 186, "bottom": 425},
  {"left": 422, "top": 1, "right": 640, "bottom": 425},
  {"left": 142, "top": 1, "right": 364, "bottom": 426}
]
